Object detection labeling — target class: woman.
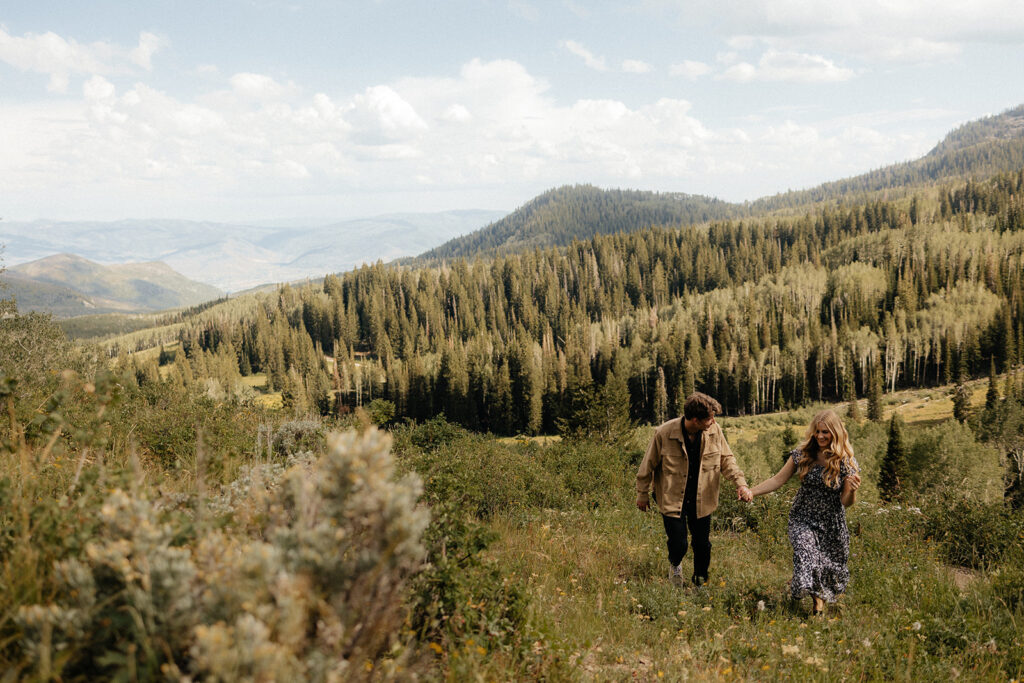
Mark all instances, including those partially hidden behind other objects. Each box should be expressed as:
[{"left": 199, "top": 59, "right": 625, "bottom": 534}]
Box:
[{"left": 749, "top": 410, "right": 862, "bottom": 615}]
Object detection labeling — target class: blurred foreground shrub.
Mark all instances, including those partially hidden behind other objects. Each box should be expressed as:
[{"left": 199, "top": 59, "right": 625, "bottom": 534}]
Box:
[{"left": 14, "top": 428, "right": 430, "bottom": 681}]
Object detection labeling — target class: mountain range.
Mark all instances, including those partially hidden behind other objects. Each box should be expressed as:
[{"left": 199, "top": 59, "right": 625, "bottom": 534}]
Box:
[
  {"left": 2, "top": 254, "right": 224, "bottom": 318},
  {"left": 3, "top": 104, "right": 1024, "bottom": 320},
  {"left": 0, "top": 210, "right": 506, "bottom": 294},
  {"left": 418, "top": 104, "right": 1024, "bottom": 260}
]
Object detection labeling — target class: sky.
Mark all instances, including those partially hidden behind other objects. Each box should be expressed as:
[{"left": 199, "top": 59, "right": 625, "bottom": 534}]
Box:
[{"left": 2, "top": 0, "right": 1024, "bottom": 224}]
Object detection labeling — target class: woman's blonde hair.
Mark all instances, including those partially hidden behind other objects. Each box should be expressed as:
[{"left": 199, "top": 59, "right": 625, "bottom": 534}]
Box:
[{"left": 797, "top": 410, "right": 858, "bottom": 488}]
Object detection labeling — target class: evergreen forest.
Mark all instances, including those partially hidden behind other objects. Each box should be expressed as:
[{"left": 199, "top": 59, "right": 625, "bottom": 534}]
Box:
[{"left": 101, "top": 169, "right": 1024, "bottom": 438}]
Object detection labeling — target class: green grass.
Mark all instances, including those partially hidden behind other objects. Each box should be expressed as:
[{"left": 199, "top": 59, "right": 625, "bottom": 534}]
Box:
[
  {"left": 477, "top": 492, "right": 1022, "bottom": 680},
  {"left": 394, "top": 387, "right": 1023, "bottom": 680}
]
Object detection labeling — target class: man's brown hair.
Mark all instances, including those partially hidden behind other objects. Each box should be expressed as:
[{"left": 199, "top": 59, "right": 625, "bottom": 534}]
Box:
[{"left": 683, "top": 392, "right": 722, "bottom": 420}]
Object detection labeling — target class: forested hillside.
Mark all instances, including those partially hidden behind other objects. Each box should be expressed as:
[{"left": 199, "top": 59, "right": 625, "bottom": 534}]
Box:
[
  {"left": 753, "top": 105, "right": 1024, "bottom": 212},
  {"left": 416, "top": 185, "right": 740, "bottom": 262},
  {"left": 99, "top": 169, "right": 1024, "bottom": 438},
  {"left": 414, "top": 106, "right": 1024, "bottom": 262}
]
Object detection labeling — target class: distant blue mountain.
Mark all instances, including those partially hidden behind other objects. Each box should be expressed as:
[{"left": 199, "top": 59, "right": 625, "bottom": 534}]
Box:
[{"left": 0, "top": 210, "right": 506, "bottom": 292}]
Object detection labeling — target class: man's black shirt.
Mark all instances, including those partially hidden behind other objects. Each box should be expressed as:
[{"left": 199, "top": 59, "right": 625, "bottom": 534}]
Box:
[{"left": 682, "top": 429, "right": 702, "bottom": 512}]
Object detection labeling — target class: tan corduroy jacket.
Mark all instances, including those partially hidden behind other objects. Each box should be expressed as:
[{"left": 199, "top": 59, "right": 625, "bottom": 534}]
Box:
[{"left": 636, "top": 418, "right": 747, "bottom": 519}]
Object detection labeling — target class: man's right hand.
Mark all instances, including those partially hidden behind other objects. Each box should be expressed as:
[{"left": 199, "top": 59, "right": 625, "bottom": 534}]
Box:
[{"left": 636, "top": 494, "right": 649, "bottom": 511}]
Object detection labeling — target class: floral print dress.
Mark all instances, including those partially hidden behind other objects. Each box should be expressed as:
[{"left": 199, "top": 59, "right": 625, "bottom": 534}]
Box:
[{"left": 787, "top": 450, "right": 857, "bottom": 603}]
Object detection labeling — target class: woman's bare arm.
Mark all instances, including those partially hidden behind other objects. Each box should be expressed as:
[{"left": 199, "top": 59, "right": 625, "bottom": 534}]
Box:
[{"left": 749, "top": 457, "right": 797, "bottom": 497}]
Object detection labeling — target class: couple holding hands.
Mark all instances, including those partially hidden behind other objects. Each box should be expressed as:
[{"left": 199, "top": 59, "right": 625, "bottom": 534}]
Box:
[{"left": 636, "top": 393, "right": 862, "bottom": 616}]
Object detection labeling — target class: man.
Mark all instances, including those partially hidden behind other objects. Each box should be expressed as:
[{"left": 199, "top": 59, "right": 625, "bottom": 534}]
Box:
[{"left": 636, "top": 392, "right": 752, "bottom": 587}]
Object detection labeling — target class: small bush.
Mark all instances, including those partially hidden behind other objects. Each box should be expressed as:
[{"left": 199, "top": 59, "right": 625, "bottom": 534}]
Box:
[
  {"left": 991, "top": 556, "right": 1024, "bottom": 611},
  {"left": 395, "top": 420, "right": 635, "bottom": 519},
  {"left": 407, "top": 504, "right": 529, "bottom": 656},
  {"left": 272, "top": 418, "right": 325, "bottom": 458},
  {"left": 922, "top": 493, "right": 1024, "bottom": 569},
  {"left": 393, "top": 414, "right": 470, "bottom": 452}
]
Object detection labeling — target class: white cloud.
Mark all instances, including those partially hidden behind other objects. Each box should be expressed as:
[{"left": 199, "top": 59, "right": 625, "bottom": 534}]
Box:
[
  {"left": 0, "top": 55, "right": 954, "bottom": 219},
  {"left": 562, "top": 39, "right": 608, "bottom": 71},
  {"left": 719, "top": 50, "right": 854, "bottom": 82},
  {"left": 0, "top": 28, "right": 166, "bottom": 92},
  {"left": 562, "top": 41, "right": 653, "bottom": 74},
  {"left": 229, "top": 72, "right": 297, "bottom": 100},
  {"left": 130, "top": 32, "right": 166, "bottom": 70},
  {"left": 680, "top": 0, "right": 1023, "bottom": 63},
  {"left": 720, "top": 62, "right": 756, "bottom": 82},
  {"left": 83, "top": 75, "right": 116, "bottom": 101},
  {"left": 350, "top": 85, "right": 429, "bottom": 137},
  {"left": 670, "top": 60, "right": 711, "bottom": 79},
  {"left": 622, "top": 59, "right": 652, "bottom": 73},
  {"left": 443, "top": 104, "right": 473, "bottom": 123}
]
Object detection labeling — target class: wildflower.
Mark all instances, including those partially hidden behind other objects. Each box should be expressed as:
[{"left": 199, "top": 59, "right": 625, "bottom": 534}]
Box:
[
  {"left": 804, "top": 655, "right": 826, "bottom": 669},
  {"left": 428, "top": 642, "right": 443, "bottom": 654},
  {"left": 757, "top": 600, "right": 766, "bottom": 611},
  {"left": 912, "top": 621, "right": 922, "bottom": 631},
  {"left": 782, "top": 644, "right": 800, "bottom": 656}
]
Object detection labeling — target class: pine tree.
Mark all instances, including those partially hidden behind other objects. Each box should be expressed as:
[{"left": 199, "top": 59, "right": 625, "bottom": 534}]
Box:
[
  {"left": 843, "top": 353, "right": 860, "bottom": 421},
  {"left": 953, "top": 381, "right": 971, "bottom": 424},
  {"left": 678, "top": 360, "right": 696, "bottom": 415},
  {"left": 780, "top": 424, "right": 799, "bottom": 465},
  {"left": 985, "top": 357, "right": 1000, "bottom": 414},
  {"left": 867, "top": 363, "right": 884, "bottom": 422},
  {"left": 878, "top": 414, "right": 908, "bottom": 502},
  {"left": 654, "top": 366, "right": 668, "bottom": 426}
]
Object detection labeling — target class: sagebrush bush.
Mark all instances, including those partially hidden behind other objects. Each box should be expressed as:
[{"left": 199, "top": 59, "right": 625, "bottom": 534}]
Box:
[
  {"left": 15, "top": 427, "right": 431, "bottom": 681},
  {"left": 272, "top": 418, "right": 326, "bottom": 458}
]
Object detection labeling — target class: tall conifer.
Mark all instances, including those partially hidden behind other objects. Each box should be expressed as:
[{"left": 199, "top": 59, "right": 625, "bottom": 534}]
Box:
[{"left": 879, "top": 414, "right": 908, "bottom": 502}]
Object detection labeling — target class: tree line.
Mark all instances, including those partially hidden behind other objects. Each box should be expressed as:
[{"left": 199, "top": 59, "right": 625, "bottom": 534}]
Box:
[{"left": 108, "top": 171, "right": 1024, "bottom": 436}]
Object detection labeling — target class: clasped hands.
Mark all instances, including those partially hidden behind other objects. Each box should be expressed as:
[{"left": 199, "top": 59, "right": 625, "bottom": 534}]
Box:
[{"left": 736, "top": 485, "right": 753, "bottom": 503}]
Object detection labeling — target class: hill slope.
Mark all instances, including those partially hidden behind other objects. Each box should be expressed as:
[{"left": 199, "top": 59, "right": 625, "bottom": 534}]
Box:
[
  {"left": 416, "top": 185, "right": 741, "bottom": 262},
  {"left": 419, "top": 104, "right": 1024, "bottom": 262},
  {"left": 3, "top": 254, "right": 224, "bottom": 318},
  {"left": 752, "top": 104, "right": 1024, "bottom": 211}
]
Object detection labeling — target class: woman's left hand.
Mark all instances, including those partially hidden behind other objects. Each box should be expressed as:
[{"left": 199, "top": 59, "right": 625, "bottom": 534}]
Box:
[{"left": 846, "top": 473, "right": 861, "bottom": 491}]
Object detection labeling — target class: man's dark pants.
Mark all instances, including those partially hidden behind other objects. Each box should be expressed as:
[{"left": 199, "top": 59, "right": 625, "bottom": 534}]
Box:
[{"left": 662, "top": 508, "right": 712, "bottom": 583}]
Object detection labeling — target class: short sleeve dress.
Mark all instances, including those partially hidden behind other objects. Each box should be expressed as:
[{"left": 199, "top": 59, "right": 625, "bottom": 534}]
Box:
[{"left": 787, "top": 449, "right": 858, "bottom": 603}]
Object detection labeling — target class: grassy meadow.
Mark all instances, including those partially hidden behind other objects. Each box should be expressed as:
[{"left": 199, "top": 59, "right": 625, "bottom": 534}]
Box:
[
  {"left": 1, "top": 321, "right": 1022, "bottom": 681},
  {"left": 383, "top": 390, "right": 1021, "bottom": 681}
]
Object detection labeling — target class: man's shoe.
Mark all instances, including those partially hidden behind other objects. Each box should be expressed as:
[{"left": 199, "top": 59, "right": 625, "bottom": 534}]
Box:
[
  {"left": 669, "top": 563, "right": 683, "bottom": 584},
  {"left": 693, "top": 575, "right": 707, "bottom": 588}
]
